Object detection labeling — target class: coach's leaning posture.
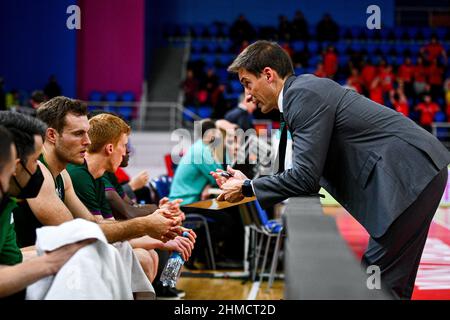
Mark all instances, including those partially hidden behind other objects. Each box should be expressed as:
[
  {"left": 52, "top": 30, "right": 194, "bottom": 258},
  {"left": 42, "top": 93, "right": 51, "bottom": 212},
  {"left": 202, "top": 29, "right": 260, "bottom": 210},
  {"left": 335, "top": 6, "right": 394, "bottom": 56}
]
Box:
[{"left": 213, "top": 40, "right": 450, "bottom": 299}]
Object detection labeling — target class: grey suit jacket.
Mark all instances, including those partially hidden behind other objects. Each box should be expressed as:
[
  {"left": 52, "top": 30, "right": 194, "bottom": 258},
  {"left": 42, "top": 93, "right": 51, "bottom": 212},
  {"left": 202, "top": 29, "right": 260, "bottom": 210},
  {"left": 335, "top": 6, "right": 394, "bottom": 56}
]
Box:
[{"left": 253, "top": 74, "right": 450, "bottom": 238}]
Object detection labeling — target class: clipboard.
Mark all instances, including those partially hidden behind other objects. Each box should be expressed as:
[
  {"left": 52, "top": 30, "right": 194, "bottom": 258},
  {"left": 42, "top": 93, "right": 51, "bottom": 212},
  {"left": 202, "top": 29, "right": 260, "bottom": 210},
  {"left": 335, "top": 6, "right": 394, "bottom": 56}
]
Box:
[{"left": 183, "top": 196, "right": 256, "bottom": 210}]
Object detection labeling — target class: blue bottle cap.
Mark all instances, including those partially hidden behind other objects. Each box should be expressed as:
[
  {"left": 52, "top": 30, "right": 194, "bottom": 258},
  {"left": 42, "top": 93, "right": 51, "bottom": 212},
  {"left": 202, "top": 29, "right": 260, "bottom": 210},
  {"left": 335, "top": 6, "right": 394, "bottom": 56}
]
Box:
[{"left": 182, "top": 231, "right": 189, "bottom": 238}]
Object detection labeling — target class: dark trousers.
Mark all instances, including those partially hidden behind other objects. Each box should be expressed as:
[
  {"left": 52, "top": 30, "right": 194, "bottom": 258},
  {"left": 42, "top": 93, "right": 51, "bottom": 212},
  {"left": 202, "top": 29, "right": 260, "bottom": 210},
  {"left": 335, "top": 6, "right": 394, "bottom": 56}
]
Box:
[{"left": 362, "top": 167, "right": 448, "bottom": 299}]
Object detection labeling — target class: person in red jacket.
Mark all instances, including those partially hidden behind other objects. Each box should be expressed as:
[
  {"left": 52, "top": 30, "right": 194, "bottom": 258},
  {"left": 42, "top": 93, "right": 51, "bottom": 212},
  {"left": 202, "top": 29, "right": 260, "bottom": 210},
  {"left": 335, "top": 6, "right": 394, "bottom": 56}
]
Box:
[
  {"left": 414, "top": 56, "right": 428, "bottom": 97},
  {"left": 346, "top": 67, "right": 362, "bottom": 93},
  {"left": 415, "top": 94, "right": 440, "bottom": 132},
  {"left": 369, "top": 77, "right": 384, "bottom": 105},
  {"left": 361, "top": 59, "right": 378, "bottom": 97},
  {"left": 314, "top": 62, "right": 327, "bottom": 78},
  {"left": 397, "top": 56, "right": 415, "bottom": 99},
  {"left": 421, "top": 35, "right": 447, "bottom": 64},
  {"left": 427, "top": 59, "right": 445, "bottom": 101},
  {"left": 390, "top": 90, "right": 409, "bottom": 117},
  {"left": 323, "top": 45, "right": 338, "bottom": 79}
]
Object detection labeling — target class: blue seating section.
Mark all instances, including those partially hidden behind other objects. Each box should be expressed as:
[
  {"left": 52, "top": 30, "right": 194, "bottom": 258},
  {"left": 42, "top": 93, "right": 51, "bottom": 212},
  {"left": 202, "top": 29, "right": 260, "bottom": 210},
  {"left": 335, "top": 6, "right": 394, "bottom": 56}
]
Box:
[{"left": 87, "top": 91, "right": 137, "bottom": 121}]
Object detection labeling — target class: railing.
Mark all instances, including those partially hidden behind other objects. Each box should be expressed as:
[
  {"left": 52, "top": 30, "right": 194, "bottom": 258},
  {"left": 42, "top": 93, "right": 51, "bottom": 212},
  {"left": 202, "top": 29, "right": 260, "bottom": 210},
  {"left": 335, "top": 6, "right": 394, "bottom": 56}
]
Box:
[
  {"left": 432, "top": 122, "right": 450, "bottom": 151},
  {"left": 283, "top": 196, "right": 390, "bottom": 299},
  {"left": 83, "top": 100, "right": 202, "bottom": 131}
]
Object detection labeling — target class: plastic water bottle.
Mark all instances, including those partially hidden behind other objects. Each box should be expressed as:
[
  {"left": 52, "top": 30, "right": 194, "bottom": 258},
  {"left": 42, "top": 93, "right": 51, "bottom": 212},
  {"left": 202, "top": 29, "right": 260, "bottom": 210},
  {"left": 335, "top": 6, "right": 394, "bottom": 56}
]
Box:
[{"left": 160, "top": 231, "right": 189, "bottom": 287}]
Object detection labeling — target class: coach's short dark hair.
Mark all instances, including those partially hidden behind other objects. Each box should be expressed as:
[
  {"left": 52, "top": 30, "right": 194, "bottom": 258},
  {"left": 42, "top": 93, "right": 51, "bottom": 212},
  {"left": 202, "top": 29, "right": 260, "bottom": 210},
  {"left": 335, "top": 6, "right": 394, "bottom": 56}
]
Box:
[
  {"left": 0, "top": 111, "right": 47, "bottom": 163},
  {"left": 228, "top": 40, "right": 294, "bottom": 79},
  {"left": 37, "top": 96, "right": 87, "bottom": 133},
  {"left": 0, "top": 125, "right": 14, "bottom": 172}
]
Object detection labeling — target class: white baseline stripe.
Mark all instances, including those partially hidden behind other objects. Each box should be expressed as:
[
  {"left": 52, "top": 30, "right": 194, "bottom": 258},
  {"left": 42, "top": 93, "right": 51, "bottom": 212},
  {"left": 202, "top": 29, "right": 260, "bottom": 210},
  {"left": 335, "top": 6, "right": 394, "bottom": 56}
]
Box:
[{"left": 247, "top": 281, "right": 261, "bottom": 300}]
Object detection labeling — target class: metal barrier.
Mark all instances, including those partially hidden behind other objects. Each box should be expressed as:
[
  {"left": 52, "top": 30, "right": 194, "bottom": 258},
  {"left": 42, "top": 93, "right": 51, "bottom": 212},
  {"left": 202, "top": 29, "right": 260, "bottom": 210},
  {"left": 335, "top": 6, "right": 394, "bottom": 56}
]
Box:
[
  {"left": 83, "top": 100, "right": 203, "bottom": 131},
  {"left": 432, "top": 122, "right": 450, "bottom": 151},
  {"left": 283, "top": 196, "right": 390, "bottom": 299}
]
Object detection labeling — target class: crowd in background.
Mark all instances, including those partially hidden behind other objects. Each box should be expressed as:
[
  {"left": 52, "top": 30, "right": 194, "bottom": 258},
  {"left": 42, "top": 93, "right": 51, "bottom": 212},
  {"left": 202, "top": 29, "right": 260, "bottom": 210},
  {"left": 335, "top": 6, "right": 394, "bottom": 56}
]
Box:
[{"left": 181, "top": 12, "right": 450, "bottom": 132}]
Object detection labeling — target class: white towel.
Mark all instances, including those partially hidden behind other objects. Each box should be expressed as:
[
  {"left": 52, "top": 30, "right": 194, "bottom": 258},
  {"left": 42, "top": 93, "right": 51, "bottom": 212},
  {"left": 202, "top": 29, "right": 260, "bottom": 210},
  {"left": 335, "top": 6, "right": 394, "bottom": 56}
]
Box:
[{"left": 26, "top": 219, "right": 154, "bottom": 300}]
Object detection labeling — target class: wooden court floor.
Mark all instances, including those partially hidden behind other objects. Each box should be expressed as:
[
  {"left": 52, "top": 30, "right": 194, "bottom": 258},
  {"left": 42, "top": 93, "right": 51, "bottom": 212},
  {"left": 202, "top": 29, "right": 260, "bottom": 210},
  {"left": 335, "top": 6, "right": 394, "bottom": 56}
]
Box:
[{"left": 177, "top": 272, "right": 284, "bottom": 300}]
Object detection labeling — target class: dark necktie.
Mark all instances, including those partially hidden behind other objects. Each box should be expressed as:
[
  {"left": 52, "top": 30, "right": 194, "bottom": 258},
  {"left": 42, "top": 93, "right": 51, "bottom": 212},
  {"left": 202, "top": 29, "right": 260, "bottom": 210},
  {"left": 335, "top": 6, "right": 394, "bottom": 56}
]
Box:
[{"left": 277, "top": 113, "right": 287, "bottom": 174}]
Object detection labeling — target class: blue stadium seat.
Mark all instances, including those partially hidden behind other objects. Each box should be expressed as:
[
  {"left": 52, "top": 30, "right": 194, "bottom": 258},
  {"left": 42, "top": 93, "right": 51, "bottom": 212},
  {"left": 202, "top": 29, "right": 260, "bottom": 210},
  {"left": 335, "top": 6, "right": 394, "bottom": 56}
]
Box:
[
  {"left": 219, "top": 41, "right": 232, "bottom": 53},
  {"left": 291, "top": 41, "right": 305, "bottom": 52},
  {"left": 189, "top": 53, "right": 202, "bottom": 62},
  {"left": 121, "top": 91, "right": 135, "bottom": 102},
  {"left": 395, "top": 43, "right": 407, "bottom": 55},
  {"left": 407, "top": 27, "right": 419, "bottom": 40},
  {"left": 350, "top": 42, "right": 362, "bottom": 52},
  {"left": 105, "top": 91, "right": 119, "bottom": 102},
  {"left": 338, "top": 55, "right": 349, "bottom": 68},
  {"left": 217, "top": 54, "right": 233, "bottom": 67},
  {"left": 89, "top": 91, "right": 103, "bottom": 101},
  {"left": 202, "top": 54, "right": 216, "bottom": 67},
  {"left": 366, "top": 43, "right": 378, "bottom": 55},
  {"left": 309, "top": 55, "right": 321, "bottom": 67},
  {"left": 307, "top": 41, "right": 319, "bottom": 54},
  {"left": 294, "top": 67, "right": 304, "bottom": 75},
  {"left": 229, "top": 80, "right": 243, "bottom": 93},
  {"left": 198, "top": 106, "right": 213, "bottom": 118},
  {"left": 191, "top": 40, "right": 203, "bottom": 53},
  {"left": 436, "top": 28, "right": 447, "bottom": 41},
  {"left": 205, "top": 41, "right": 219, "bottom": 53},
  {"left": 216, "top": 68, "right": 229, "bottom": 83},
  {"left": 379, "top": 43, "right": 392, "bottom": 55},
  {"left": 119, "top": 92, "right": 135, "bottom": 121},
  {"left": 151, "top": 175, "right": 173, "bottom": 199},
  {"left": 335, "top": 42, "right": 347, "bottom": 55}
]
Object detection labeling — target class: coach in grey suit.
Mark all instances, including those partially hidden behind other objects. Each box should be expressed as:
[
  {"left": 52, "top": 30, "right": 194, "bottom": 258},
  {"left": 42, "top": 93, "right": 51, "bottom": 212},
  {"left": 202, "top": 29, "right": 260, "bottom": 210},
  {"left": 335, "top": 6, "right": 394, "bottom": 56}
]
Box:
[{"left": 212, "top": 41, "right": 450, "bottom": 299}]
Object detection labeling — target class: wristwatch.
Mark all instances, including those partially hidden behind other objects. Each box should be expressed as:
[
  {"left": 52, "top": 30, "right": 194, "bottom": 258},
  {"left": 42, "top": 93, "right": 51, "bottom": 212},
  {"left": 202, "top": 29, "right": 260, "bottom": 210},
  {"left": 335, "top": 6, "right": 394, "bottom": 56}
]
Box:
[{"left": 241, "top": 179, "right": 254, "bottom": 197}]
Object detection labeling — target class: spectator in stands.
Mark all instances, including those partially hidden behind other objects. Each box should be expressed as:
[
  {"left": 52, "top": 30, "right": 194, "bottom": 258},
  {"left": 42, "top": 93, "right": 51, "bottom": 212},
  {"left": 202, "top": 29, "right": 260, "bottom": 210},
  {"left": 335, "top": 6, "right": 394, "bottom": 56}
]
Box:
[
  {"left": 211, "top": 84, "right": 228, "bottom": 119},
  {"left": 224, "top": 93, "right": 256, "bottom": 131},
  {"left": 5, "top": 89, "right": 20, "bottom": 109},
  {"left": 230, "top": 14, "right": 255, "bottom": 46},
  {"left": 323, "top": 45, "right": 339, "bottom": 79},
  {"left": 0, "top": 123, "right": 92, "bottom": 299},
  {"left": 415, "top": 94, "right": 440, "bottom": 132},
  {"left": 360, "top": 59, "right": 378, "bottom": 97},
  {"left": 239, "top": 40, "right": 250, "bottom": 53},
  {"left": 316, "top": 13, "right": 339, "bottom": 42},
  {"left": 397, "top": 56, "right": 415, "bottom": 99},
  {"left": 0, "top": 78, "right": 6, "bottom": 111},
  {"left": 390, "top": 90, "right": 409, "bottom": 117},
  {"left": 200, "top": 68, "right": 219, "bottom": 105},
  {"left": 427, "top": 59, "right": 445, "bottom": 102},
  {"left": 278, "top": 15, "right": 291, "bottom": 41},
  {"left": 30, "top": 90, "right": 47, "bottom": 109},
  {"left": 314, "top": 62, "right": 327, "bottom": 78},
  {"left": 280, "top": 42, "right": 294, "bottom": 59},
  {"left": 346, "top": 67, "right": 362, "bottom": 93},
  {"left": 378, "top": 61, "right": 395, "bottom": 103},
  {"left": 421, "top": 34, "right": 447, "bottom": 65},
  {"left": 291, "top": 10, "right": 309, "bottom": 41},
  {"left": 182, "top": 69, "right": 199, "bottom": 106},
  {"left": 414, "top": 56, "right": 428, "bottom": 98},
  {"left": 43, "top": 75, "right": 62, "bottom": 99},
  {"left": 369, "top": 76, "right": 384, "bottom": 105}
]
